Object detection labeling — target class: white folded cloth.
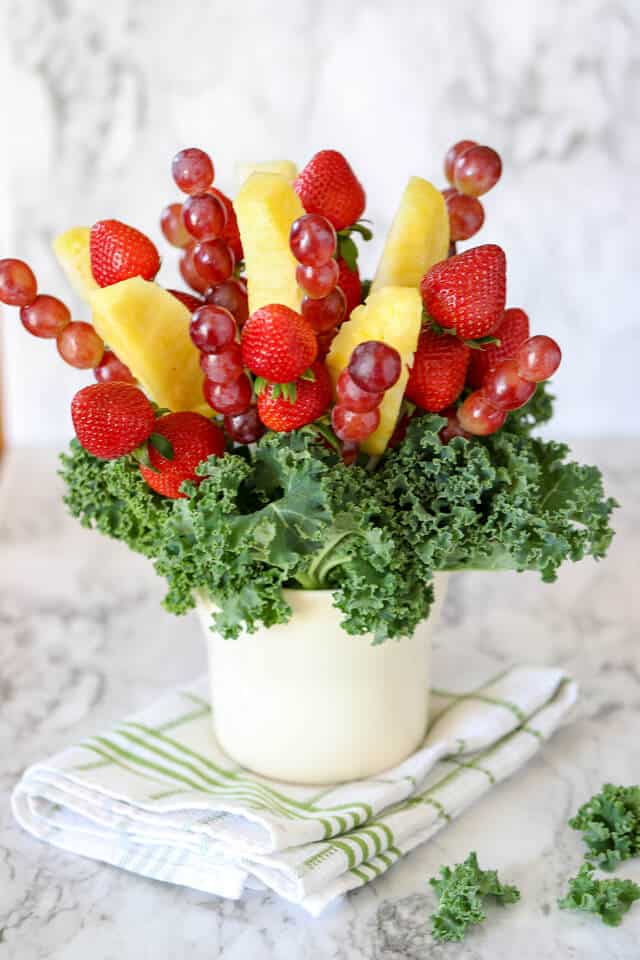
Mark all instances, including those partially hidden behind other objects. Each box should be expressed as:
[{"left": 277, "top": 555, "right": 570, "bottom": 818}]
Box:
[{"left": 12, "top": 665, "right": 576, "bottom": 915}]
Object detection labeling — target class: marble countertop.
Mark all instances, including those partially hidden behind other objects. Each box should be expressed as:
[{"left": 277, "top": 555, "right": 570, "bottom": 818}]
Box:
[{"left": 1, "top": 440, "right": 639, "bottom": 959}]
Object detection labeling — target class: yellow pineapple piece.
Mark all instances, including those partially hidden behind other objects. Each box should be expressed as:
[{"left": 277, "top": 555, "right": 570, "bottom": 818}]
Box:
[
  {"left": 236, "top": 160, "right": 298, "bottom": 186},
  {"left": 370, "top": 177, "right": 449, "bottom": 293},
  {"left": 326, "top": 287, "right": 422, "bottom": 454},
  {"left": 234, "top": 172, "right": 304, "bottom": 315},
  {"left": 53, "top": 227, "right": 99, "bottom": 301},
  {"left": 90, "top": 278, "right": 206, "bottom": 413}
]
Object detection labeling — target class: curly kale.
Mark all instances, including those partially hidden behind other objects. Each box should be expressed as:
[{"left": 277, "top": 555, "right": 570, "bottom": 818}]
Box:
[
  {"left": 569, "top": 784, "right": 640, "bottom": 871},
  {"left": 429, "top": 851, "right": 520, "bottom": 942},
  {"left": 559, "top": 864, "right": 640, "bottom": 926}
]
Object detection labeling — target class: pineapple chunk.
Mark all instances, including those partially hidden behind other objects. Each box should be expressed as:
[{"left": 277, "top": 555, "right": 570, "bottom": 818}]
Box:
[
  {"left": 90, "top": 278, "right": 206, "bottom": 413},
  {"left": 370, "top": 177, "right": 449, "bottom": 293},
  {"left": 234, "top": 172, "right": 304, "bottom": 315},
  {"left": 327, "top": 287, "right": 422, "bottom": 454},
  {"left": 53, "top": 227, "right": 99, "bottom": 301},
  {"left": 236, "top": 160, "right": 298, "bottom": 187}
]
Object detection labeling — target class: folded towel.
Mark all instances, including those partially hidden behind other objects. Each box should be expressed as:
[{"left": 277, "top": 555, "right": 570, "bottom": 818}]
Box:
[{"left": 12, "top": 665, "right": 576, "bottom": 915}]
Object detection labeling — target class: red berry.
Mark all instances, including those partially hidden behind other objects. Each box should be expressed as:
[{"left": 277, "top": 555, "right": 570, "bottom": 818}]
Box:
[
  {"left": 90, "top": 220, "right": 160, "bottom": 287},
  {"left": 204, "top": 372, "right": 252, "bottom": 415},
  {"left": 421, "top": 244, "right": 506, "bottom": 340},
  {"left": 160, "top": 203, "right": 191, "bottom": 248},
  {"left": 467, "top": 307, "right": 530, "bottom": 388},
  {"left": 301, "top": 287, "right": 346, "bottom": 333},
  {"left": 445, "top": 191, "right": 485, "bottom": 242},
  {"left": 166, "top": 288, "right": 204, "bottom": 312},
  {"left": 331, "top": 405, "right": 380, "bottom": 442},
  {"left": 224, "top": 406, "right": 265, "bottom": 444},
  {"left": 94, "top": 350, "right": 136, "bottom": 384},
  {"left": 257, "top": 361, "right": 332, "bottom": 432},
  {"left": 336, "top": 370, "right": 382, "bottom": 412},
  {"left": 0, "top": 258, "right": 37, "bottom": 306},
  {"left": 200, "top": 342, "right": 244, "bottom": 383},
  {"left": 182, "top": 192, "right": 227, "bottom": 241},
  {"left": 348, "top": 341, "right": 401, "bottom": 392},
  {"left": 190, "top": 304, "right": 236, "bottom": 354},
  {"left": 444, "top": 140, "right": 477, "bottom": 185},
  {"left": 296, "top": 259, "right": 340, "bottom": 299},
  {"left": 336, "top": 258, "right": 362, "bottom": 318},
  {"left": 140, "top": 411, "right": 225, "bottom": 499},
  {"left": 20, "top": 294, "right": 70, "bottom": 338},
  {"left": 57, "top": 322, "right": 105, "bottom": 369},
  {"left": 453, "top": 145, "right": 502, "bottom": 197},
  {"left": 172, "top": 148, "right": 215, "bottom": 195},
  {"left": 484, "top": 358, "right": 537, "bottom": 410},
  {"left": 457, "top": 391, "right": 506, "bottom": 435},
  {"left": 290, "top": 214, "right": 337, "bottom": 267},
  {"left": 71, "top": 382, "right": 155, "bottom": 459},
  {"left": 242, "top": 304, "right": 317, "bottom": 383},
  {"left": 516, "top": 335, "right": 562, "bottom": 383},
  {"left": 179, "top": 246, "right": 210, "bottom": 294},
  {"left": 206, "top": 277, "right": 249, "bottom": 326},
  {"left": 295, "top": 150, "right": 366, "bottom": 231},
  {"left": 193, "top": 239, "right": 235, "bottom": 286},
  {"left": 405, "top": 328, "right": 470, "bottom": 412}
]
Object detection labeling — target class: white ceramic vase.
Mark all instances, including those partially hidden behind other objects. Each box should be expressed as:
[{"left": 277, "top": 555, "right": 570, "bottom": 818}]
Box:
[{"left": 197, "top": 572, "right": 448, "bottom": 785}]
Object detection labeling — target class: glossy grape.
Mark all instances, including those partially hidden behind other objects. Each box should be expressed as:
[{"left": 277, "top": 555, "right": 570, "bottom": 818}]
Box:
[
  {"left": 331, "top": 404, "right": 380, "bottom": 442},
  {"left": 20, "top": 294, "right": 70, "bottom": 338},
  {"left": 57, "top": 322, "right": 104, "bottom": 369},
  {"left": 348, "top": 340, "right": 401, "bottom": 392},
  {"left": 516, "top": 335, "right": 562, "bottom": 383},
  {"left": 457, "top": 391, "right": 506, "bottom": 435},
  {"left": 316, "top": 328, "right": 337, "bottom": 359},
  {"left": 0, "top": 258, "right": 37, "bottom": 306},
  {"left": 445, "top": 191, "right": 485, "bottom": 242},
  {"left": 160, "top": 203, "right": 191, "bottom": 248},
  {"left": 94, "top": 350, "right": 136, "bottom": 384},
  {"left": 483, "top": 358, "right": 536, "bottom": 410},
  {"left": 204, "top": 372, "right": 252, "bottom": 415},
  {"left": 444, "top": 140, "right": 476, "bottom": 185},
  {"left": 438, "top": 405, "right": 471, "bottom": 444},
  {"left": 336, "top": 370, "right": 382, "bottom": 412},
  {"left": 301, "top": 287, "right": 346, "bottom": 333},
  {"left": 182, "top": 192, "right": 226, "bottom": 241},
  {"left": 453, "top": 145, "right": 502, "bottom": 197},
  {"left": 193, "top": 240, "right": 235, "bottom": 286},
  {"left": 172, "top": 147, "right": 214, "bottom": 195},
  {"left": 341, "top": 440, "right": 359, "bottom": 465},
  {"left": 224, "top": 406, "right": 265, "bottom": 444},
  {"left": 290, "top": 214, "right": 337, "bottom": 267},
  {"left": 189, "top": 304, "right": 236, "bottom": 353},
  {"left": 200, "top": 343, "right": 244, "bottom": 383},
  {"left": 206, "top": 277, "right": 249, "bottom": 326},
  {"left": 296, "top": 259, "right": 339, "bottom": 299},
  {"left": 179, "top": 246, "right": 210, "bottom": 294}
]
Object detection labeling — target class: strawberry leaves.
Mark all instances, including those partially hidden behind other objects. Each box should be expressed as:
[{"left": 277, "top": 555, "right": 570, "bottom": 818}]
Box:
[{"left": 337, "top": 221, "right": 373, "bottom": 272}]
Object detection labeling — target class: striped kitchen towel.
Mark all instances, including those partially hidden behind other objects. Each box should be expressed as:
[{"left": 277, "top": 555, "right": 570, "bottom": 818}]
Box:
[{"left": 12, "top": 665, "right": 576, "bottom": 915}]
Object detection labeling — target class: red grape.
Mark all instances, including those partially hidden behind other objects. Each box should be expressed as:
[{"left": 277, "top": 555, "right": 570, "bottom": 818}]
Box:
[
  {"left": 179, "top": 246, "right": 210, "bottom": 294},
  {"left": 316, "top": 328, "right": 337, "bottom": 359},
  {"left": 457, "top": 391, "right": 506, "bottom": 435},
  {"left": 94, "top": 350, "right": 136, "bottom": 384},
  {"left": 182, "top": 192, "right": 226, "bottom": 241},
  {"left": 160, "top": 203, "right": 191, "bottom": 248},
  {"left": 445, "top": 191, "right": 485, "bottom": 242},
  {"left": 167, "top": 289, "right": 204, "bottom": 312},
  {"left": 193, "top": 240, "right": 234, "bottom": 286},
  {"left": 0, "top": 258, "right": 37, "bottom": 306},
  {"left": 336, "top": 370, "right": 382, "bottom": 412},
  {"left": 301, "top": 287, "right": 346, "bottom": 333},
  {"left": 172, "top": 147, "right": 214, "bottom": 195},
  {"left": 454, "top": 145, "right": 502, "bottom": 197},
  {"left": 290, "top": 214, "right": 336, "bottom": 267},
  {"left": 439, "top": 405, "right": 471, "bottom": 444},
  {"left": 348, "top": 340, "right": 401, "bottom": 392},
  {"left": 20, "top": 294, "right": 70, "bottom": 338},
  {"left": 57, "top": 322, "right": 104, "bottom": 369},
  {"left": 296, "top": 259, "right": 339, "bottom": 299},
  {"left": 190, "top": 304, "right": 236, "bottom": 353},
  {"left": 483, "top": 358, "right": 536, "bottom": 410},
  {"left": 516, "top": 335, "right": 562, "bottom": 383},
  {"left": 206, "top": 277, "right": 249, "bottom": 326},
  {"left": 204, "top": 372, "right": 252, "bottom": 415},
  {"left": 224, "top": 406, "right": 265, "bottom": 444},
  {"left": 331, "top": 404, "right": 380, "bottom": 442},
  {"left": 341, "top": 440, "right": 359, "bottom": 465},
  {"left": 200, "top": 343, "right": 244, "bottom": 383},
  {"left": 444, "top": 140, "right": 477, "bottom": 185}
]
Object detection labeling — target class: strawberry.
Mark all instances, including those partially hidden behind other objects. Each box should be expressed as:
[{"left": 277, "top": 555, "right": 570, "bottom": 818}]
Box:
[
  {"left": 242, "top": 304, "right": 317, "bottom": 383},
  {"left": 167, "top": 288, "right": 204, "bottom": 312},
  {"left": 405, "top": 327, "right": 470, "bottom": 412},
  {"left": 257, "top": 361, "right": 332, "bottom": 432},
  {"left": 208, "top": 187, "right": 243, "bottom": 263},
  {"left": 90, "top": 219, "right": 160, "bottom": 288},
  {"left": 420, "top": 243, "right": 506, "bottom": 340},
  {"left": 71, "top": 382, "right": 155, "bottom": 459},
  {"left": 467, "top": 307, "right": 530, "bottom": 387},
  {"left": 337, "top": 256, "right": 362, "bottom": 318},
  {"left": 295, "top": 150, "right": 366, "bottom": 231},
  {"left": 139, "top": 411, "right": 225, "bottom": 499}
]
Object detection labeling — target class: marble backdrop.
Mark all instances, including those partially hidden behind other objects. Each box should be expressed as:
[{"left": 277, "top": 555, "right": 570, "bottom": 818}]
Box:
[{"left": 1, "top": 0, "right": 638, "bottom": 445}]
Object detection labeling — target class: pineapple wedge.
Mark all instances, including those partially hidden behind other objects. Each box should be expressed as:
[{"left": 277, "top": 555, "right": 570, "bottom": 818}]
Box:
[
  {"left": 370, "top": 177, "right": 449, "bottom": 293},
  {"left": 90, "top": 278, "right": 206, "bottom": 413},
  {"left": 234, "top": 172, "right": 304, "bottom": 315},
  {"left": 53, "top": 227, "right": 99, "bottom": 301},
  {"left": 236, "top": 159, "right": 298, "bottom": 186},
  {"left": 327, "top": 287, "right": 422, "bottom": 454}
]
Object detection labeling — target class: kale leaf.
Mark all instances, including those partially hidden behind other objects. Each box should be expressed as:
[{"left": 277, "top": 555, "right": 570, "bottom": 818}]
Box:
[
  {"left": 559, "top": 864, "right": 640, "bottom": 926},
  {"left": 429, "top": 851, "right": 520, "bottom": 942},
  {"left": 569, "top": 783, "right": 640, "bottom": 871}
]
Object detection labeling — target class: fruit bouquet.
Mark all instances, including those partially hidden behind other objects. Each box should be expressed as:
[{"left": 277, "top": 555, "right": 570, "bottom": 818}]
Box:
[{"left": 1, "top": 142, "right": 616, "bottom": 782}]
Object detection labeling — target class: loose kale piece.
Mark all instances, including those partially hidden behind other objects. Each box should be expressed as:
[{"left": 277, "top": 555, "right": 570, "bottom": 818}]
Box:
[
  {"left": 559, "top": 863, "right": 640, "bottom": 926},
  {"left": 429, "top": 851, "right": 520, "bottom": 942},
  {"left": 569, "top": 783, "right": 640, "bottom": 871}
]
